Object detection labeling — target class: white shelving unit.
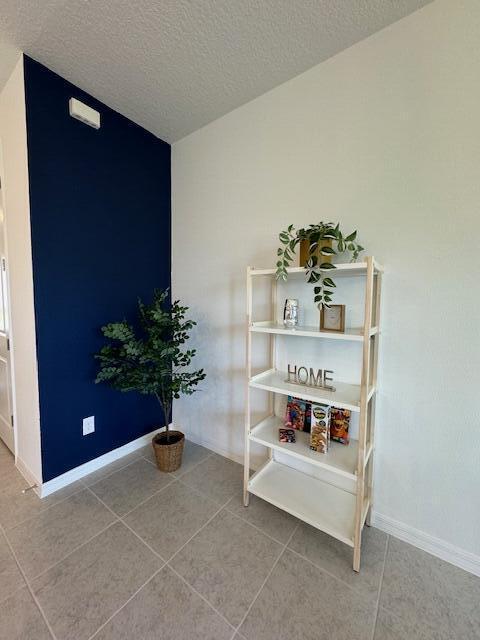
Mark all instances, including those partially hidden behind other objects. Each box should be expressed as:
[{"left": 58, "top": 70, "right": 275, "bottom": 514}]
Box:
[{"left": 244, "top": 256, "right": 383, "bottom": 572}]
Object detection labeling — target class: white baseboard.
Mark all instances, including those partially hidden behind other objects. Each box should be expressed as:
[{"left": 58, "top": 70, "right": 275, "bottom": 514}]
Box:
[
  {"left": 372, "top": 511, "right": 480, "bottom": 578},
  {"left": 179, "top": 429, "right": 245, "bottom": 466},
  {"left": 177, "top": 428, "right": 266, "bottom": 471},
  {"left": 39, "top": 427, "right": 163, "bottom": 498},
  {"left": 15, "top": 456, "right": 42, "bottom": 494}
]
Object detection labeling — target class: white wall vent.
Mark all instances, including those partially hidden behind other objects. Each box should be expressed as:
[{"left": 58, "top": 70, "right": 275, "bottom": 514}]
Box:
[{"left": 69, "top": 98, "right": 101, "bottom": 129}]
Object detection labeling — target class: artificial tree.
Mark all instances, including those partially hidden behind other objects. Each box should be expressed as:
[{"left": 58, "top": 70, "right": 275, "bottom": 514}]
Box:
[{"left": 95, "top": 289, "right": 205, "bottom": 446}]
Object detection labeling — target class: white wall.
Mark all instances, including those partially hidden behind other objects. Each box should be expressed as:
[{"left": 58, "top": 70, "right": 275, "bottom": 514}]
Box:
[
  {"left": 0, "top": 55, "right": 43, "bottom": 483},
  {"left": 172, "top": 0, "right": 480, "bottom": 567}
]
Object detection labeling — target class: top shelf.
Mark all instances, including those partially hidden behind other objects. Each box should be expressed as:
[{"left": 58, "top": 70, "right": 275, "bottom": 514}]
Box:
[
  {"left": 250, "top": 321, "right": 378, "bottom": 341},
  {"left": 249, "top": 259, "right": 383, "bottom": 278}
]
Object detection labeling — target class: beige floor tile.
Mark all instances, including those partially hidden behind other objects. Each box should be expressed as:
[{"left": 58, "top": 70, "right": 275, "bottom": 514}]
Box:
[
  {"left": 0, "top": 475, "right": 84, "bottom": 530},
  {"left": 93, "top": 565, "right": 232, "bottom": 639},
  {"left": 7, "top": 490, "right": 116, "bottom": 579},
  {"left": 81, "top": 451, "right": 143, "bottom": 487},
  {"left": 88, "top": 458, "right": 173, "bottom": 515},
  {"left": 170, "top": 440, "right": 213, "bottom": 477},
  {"left": 0, "top": 587, "right": 51, "bottom": 640},
  {"left": 289, "top": 523, "right": 387, "bottom": 599},
  {"left": 124, "top": 480, "right": 218, "bottom": 559},
  {"left": 0, "top": 530, "right": 25, "bottom": 604},
  {"left": 240, "top": 549, "right": 375, "bottom": 640},
  {"left": 227, "top": 490, "right": 298, "bottom": 544},
  {"left": 380, "top": 537, "right": 480, "bottom": 640},
  {"left": 374, "top": 606, "right": 449, "bottom": 640},
  {"left": 32, "top": 522, "right": 162, "bottom": 640},
  {"left": 180, "top": 454, "right": 243, "bottom": 505},
  {"left": 171, "top": 509, "right": 281, "bottom": 626}
]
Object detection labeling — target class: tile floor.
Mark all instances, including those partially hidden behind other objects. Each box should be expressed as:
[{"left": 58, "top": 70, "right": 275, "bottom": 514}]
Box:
[{"left": 0, "top": 438, "right": 479, "bottom": 640}]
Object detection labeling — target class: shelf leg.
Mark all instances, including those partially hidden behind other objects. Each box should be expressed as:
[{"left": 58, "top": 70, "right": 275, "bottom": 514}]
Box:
[
  {"left": 352, "top": 256, "right": 375, "bottom": 573},
  {"left": 365, "top": 272, "right": 382, "bottom": 528},
  {"left": 353, "top": 533, "right": 362, "bottom": 572},
  {"left": 365, "top": 507, "right": 372, "bottom": 527},
  {"left": 244, "top": 267, "right": 253, "bottom": 508},
  {"left": 243, "top": 473, "right": 250, "bottom": 507}
]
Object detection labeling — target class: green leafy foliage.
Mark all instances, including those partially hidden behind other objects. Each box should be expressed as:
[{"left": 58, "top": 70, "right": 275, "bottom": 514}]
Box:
[
  {"left": 95, "top": 289, "right": 206, "bottom": 435},
  {"left": 275, "top": 222, "right": 364, "bottom": 308}
]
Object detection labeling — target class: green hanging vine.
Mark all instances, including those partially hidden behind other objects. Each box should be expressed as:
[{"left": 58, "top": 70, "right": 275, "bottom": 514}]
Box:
[{"left": 276, "top": 222, "right": 364, "bottom": 308}]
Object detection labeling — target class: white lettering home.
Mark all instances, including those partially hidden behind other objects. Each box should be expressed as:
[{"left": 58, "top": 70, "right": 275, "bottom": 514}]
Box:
[{"left": 286, "top": 364, "right": 335, "bottom": 391}]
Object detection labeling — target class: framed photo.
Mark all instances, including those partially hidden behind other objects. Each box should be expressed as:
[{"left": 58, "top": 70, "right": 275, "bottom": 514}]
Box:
[{"left": 320, "top": 304, "right": 345, "bottom": 333}]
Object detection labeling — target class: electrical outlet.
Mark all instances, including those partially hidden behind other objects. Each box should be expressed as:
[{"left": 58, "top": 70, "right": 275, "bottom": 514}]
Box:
[{"left": 82, "top": 415, "right": 95, "bottom": 436}]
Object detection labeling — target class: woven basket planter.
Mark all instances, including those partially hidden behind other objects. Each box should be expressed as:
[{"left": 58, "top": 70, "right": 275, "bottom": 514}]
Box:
[{"left": 152, "top": 430, "right": 185, "bottom": 472}]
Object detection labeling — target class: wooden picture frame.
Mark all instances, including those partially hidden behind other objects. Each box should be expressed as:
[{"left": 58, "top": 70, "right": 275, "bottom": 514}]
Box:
[{"left": 320, "top": 304, "right": 345, "bottom": 333}]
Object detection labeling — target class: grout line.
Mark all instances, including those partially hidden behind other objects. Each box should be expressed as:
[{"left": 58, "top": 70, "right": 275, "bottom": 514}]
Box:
[
  {"left": 118, "top": 476, "right": 177, "bottom": 518},
  {"left": 167, "top": 564, "right": 237, "bottom": 634},
  {"left": 374, "top": 599, "right": 449, "bottom": 640},
  {"left": 85, "top": 471, "right": 244, "bottom": 638},
  {"left": 25, "top": 520, "right": 120, "bottom": 583},
  {"left": 175, "top": 473, "right": 231, "bottom": 508},
  {"left": 114, "top": 447, "right": 221, "bottom": 519},
  {"left": 0, "top": 527, "right": 26, "bottom": 606},
  {"left": 1, "top": 482, "right": 87, "bottom": 532},
  {"left": 0, "top": 521, "right": 58, "bottom": 640},
  {"left": 141, "top": 450, "right": 214, "bottom": 478},
  {"left": 166, "top": 496, "right": 232, "bottom": 564},
  {"left": 224, "top": 504, "right": 291, "bottom": 546},
  {"left": 370, "top": 534, "right": 389, "bottom": 640},
  {"left": 170, "top": 451, "right": 215, "bottom": 479},
  {"left": 83, "top": 486, "right": 169, "bottom": 563},
  {"left": 86, "top": 448, "right": 214, "bottom": 519},
  {"left": 365, "top": 537, "right": 446, "bottom": 640},
  {"left": 288, "top": 545, "right": 378, "bottom": 600},
  {"left": 1, "top": 446, "right": 392, "bottom": 639},
  {"left": 2, "top": 445, "right": 211, "bottom": 534},
  {"left": 85, "top": 481, "right": 237, "bottom": 637},
  {"left": 120, "top": 520, "right": 168, "bottom": 562},
  {"left": 286, "top": 544, "right": 377, "bottom": 601},
  {"left": 233, "top": 522, "right": 300, "bottom": 634},
  {"left": 141, "top": 456, "right": 159, "bottom": 468},
  {"left": 81, "top": 455, "right": 151, "bottom": 489},
  {"left": 87, "top": 566, "right": 165, "bottom": 640}
]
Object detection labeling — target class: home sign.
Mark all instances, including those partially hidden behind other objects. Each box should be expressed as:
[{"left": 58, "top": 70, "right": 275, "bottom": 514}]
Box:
[{"left": 285, "top": 364, "right": 335, "bottom": 392}]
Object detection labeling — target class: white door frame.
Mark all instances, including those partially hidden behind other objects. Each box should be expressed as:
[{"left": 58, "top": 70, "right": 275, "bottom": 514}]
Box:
[{"left": 0, "top": 138, "right": 18, "bottom": 457}]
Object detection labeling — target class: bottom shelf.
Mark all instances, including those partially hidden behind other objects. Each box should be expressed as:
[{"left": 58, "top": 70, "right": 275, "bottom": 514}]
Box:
[{"left": 248, "top": 460, "right": 355, "bottom": 547}]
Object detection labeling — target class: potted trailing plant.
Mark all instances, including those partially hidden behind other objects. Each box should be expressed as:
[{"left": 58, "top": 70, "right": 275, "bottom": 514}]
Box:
[
  {"left": 94, "top": 289, "right": 205, "bottom": 472},
  {"left": 276, "top": 222, "right": 364, "bottom": 308}
]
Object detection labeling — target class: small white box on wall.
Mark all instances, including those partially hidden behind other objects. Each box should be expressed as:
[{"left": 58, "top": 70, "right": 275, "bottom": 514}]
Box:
[{"left": 69, "top": 98, "right": 101, "bottom": 129}]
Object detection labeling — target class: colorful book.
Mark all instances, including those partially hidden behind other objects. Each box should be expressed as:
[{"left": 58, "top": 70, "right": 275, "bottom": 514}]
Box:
[
  {"left": 330, "top": 408, "right": 351, "bottom": 445},
  {"left": 309, "top": 403, "right": 330, "bottom": 453},
  {"left": 285, "top": 396, "right": 311, "bottom": 432},
  {"left": 279, "top": 428, "right": 296, "bottom": 443}
]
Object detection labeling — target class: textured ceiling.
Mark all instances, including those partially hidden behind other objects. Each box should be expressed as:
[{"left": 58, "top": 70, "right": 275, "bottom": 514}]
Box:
[{"left": 0, "top": 0, "right": 432, "bottom": 142}]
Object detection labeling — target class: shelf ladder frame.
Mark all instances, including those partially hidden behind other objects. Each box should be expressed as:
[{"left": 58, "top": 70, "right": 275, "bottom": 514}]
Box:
[
  {"left": 244, "top": 257, "right": 382, "bottom": 572},
  {"left": 353, "top": 255, "right": 378, "bottom": 571}
]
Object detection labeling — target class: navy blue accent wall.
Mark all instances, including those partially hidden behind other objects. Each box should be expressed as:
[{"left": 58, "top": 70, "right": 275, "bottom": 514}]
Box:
[{"left": 23, "top": 57, "right": 171, "bottom": 482}]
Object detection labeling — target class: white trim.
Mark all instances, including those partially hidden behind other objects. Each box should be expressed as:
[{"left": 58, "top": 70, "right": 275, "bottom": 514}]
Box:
[
  {"left": 372, "top": 511, "right": 480, "bottom": 578},
  {"left": 39, "top": 427, "right": 165, "bottom": 498},
  {"left": 15, "top": 455, "right": 42, "bottom": 491},
  {"left": 179, "top": 428, "right": 245, "bottom": 467},
  {"left": 0, "top": 142, "right": 18, "bottom": 457}
]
